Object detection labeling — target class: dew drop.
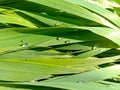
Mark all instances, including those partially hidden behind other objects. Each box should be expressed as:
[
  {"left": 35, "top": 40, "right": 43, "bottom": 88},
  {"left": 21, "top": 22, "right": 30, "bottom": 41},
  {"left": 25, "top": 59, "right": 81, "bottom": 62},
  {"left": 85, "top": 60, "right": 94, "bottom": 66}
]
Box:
[
  {"left": 65, "top": 40, "right": 70, "bottom": 44},
  {"left": 77, "top": 81, "right": 84, "bottom": 83},
  {"left": 91, "top": 45, "right": 99, "bottom": 50},
  {"left": 41, "top": 12, "right": 47, "bottom": 15},
  {"left": 20, "top": 40, "right": 29, "bottom": 47},
  {"left": 95, "top": 66, "right": 100, "bottom": 69},
  {"left": 25, "top": 58, "right": 29, "bottom": 61},
  {"left": 21, "top": 40, "right": 25, "bottom": 42},
  {"left": 20, "top": 43, "right": 28, "bottom": 47},
  {"left": 56, "top": 37, "right": 63, "bottom": 40},
  {"left": 55, "top": 22, "right": 61, "bottom": 26},
  {"left": 99, "top": 49, "right": 103, "bottom": 52},
  {"left": 112, "top": 77, "right": 118, "bottom": 81},
  {"left": 91, "top": 46, "right": 95, "bottom": 50},
  {"left": 30, "top": 80, "right": 36, "bottom": 83},
  {"left": 59, "top": 10, "right": 64, "bottom": 13}
]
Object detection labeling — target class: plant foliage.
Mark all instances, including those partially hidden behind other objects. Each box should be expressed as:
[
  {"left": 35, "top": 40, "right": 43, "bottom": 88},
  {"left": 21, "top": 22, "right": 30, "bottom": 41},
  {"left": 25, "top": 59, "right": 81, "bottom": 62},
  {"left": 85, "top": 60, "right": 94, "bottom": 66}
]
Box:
[{"left": 0, "top": 0, "right": 120, "bottom": 90}]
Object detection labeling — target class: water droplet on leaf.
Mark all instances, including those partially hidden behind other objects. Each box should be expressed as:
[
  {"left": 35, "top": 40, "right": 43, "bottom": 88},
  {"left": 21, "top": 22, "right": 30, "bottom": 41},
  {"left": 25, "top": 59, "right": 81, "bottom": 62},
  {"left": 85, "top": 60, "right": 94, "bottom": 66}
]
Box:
[
  {"left": 77, "top": 81, "right": 84, "bottom": 83},
  {"left": 21, "top": 40, "right": 25, "bottom": 42},
  {"left": 113, "top": 78, "right": 117, "bottom": 81},
  {"left": 65, "top": 40, "right": 70, "bottom": 44},
  {"left": 56, "top": 37, "right": 63, "bottom": 40},
  {"left": 25, "top": 59, "right": 29, "bottom": 61},
  {"left": 30, "top": 80, "right": 36, "bottom": 83},
  {"left": 91, "top": 45, "right": 99, "bottom": 50},
  {"left": 41, "top": 12, "right": 47, "bottom": 15},
  {"left": 20, "top": 43, "right": 28, "bottom": 47},
  {"left": 55, "top": 22, "right": 61, "bottom": 26},
  {"left": 99, "top": 49, "right": 103, "bottom": 52},
  {"left": 59, "top": 10, "right": 64, "bottom": 13}
]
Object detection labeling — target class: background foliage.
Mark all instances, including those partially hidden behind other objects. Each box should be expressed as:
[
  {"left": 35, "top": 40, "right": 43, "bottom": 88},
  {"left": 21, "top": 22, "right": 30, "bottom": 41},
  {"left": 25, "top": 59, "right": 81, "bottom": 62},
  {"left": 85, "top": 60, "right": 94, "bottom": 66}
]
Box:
[{"left": 0, "top": 0, "right": 120, "bottom": 90}]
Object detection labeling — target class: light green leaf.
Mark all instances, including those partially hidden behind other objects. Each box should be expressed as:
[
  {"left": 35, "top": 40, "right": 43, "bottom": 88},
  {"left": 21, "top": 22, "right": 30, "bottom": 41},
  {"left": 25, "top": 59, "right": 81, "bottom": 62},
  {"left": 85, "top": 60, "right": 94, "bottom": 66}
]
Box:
[
  {"left": 75, "top": 27, "right": 120, "bottom": 46},
  {"left": 0, "top": 8, "right": 37, "bottom": 28},
  {"left": 45, "top": 65, "right": 120, "bottom": 83},
  {"left": 65, "top": 0, "right": 120, "bottom": 28},
  {"left": 0, "top": 27, "right": 104, "bottom": 54}
]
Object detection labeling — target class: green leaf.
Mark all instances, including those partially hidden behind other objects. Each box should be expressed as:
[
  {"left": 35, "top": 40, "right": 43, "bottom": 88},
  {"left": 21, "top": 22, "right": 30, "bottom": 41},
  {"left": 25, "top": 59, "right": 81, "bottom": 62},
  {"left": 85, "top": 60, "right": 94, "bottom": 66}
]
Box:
[
  {"left": 0, "top": 84, "right": 63, "bottom": 90},
  {"left": 0, "top": 8, "right": 37, "bottom": 28},
  {"left": 1, "top": 0, "right": 116, "bottom": 28},
  {"left": 65, "top": 0, "right": 120, "bottom": 28},
  {"left": 42, "top": 65, "right": 120, "bottom": 83},
  {"left": 0, "top": 55, "right": 119, "bottom": 81},
  {"left": 0, "top": 49, "right": 73, "bottom": 59},
  {"left": 0, "top": 27, "right": 104, "bottom": 54},
  {"left": 75, "top": 48, "right": 110, "bottom": 58},
  {"left": 75, "top": 27, "right": 120, "bottom": 46}
]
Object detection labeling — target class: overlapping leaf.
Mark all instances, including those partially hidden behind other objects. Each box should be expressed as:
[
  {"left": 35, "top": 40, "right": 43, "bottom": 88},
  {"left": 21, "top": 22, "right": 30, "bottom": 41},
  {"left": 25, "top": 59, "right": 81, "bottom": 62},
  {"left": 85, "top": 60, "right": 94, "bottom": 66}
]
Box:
[{"left": 1, "top": 0, "right": 120, "bottom": 90}]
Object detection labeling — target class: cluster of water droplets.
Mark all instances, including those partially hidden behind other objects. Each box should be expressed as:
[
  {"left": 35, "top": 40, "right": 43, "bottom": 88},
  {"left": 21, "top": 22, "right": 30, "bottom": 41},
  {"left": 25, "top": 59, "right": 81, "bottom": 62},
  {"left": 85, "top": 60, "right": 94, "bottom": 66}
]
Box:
[
  {"left": 20, "top": 40, "right": 28, "bottom": 47},
  {"left": 56, "top": 36, "right": 70, "bottom": 44},
  {"left": 91, "top": 44, "right": 104, "bottom": 52}
]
